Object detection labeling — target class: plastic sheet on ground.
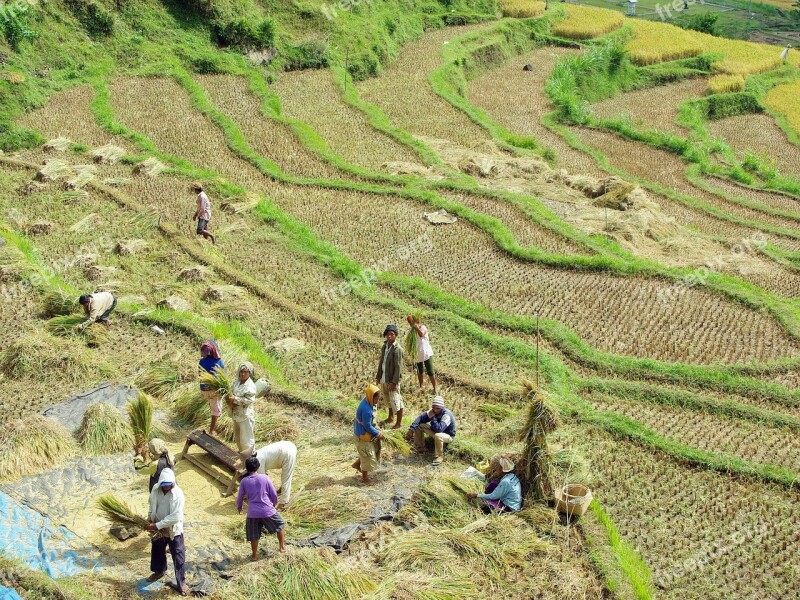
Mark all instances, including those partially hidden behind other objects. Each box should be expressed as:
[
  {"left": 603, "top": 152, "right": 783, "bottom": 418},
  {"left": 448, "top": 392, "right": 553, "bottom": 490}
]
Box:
[
  {"left": 0, "top": 491, "right": 101, "bottom": 579},
  {"left": 0, "top": 586, "right": 23, "bottom": 600},
  {"left": 42, "top": 383, "right": 137, "bottom": 432},
  {"left": 290, "top": 492, "right": 410, "bottom": 553}
]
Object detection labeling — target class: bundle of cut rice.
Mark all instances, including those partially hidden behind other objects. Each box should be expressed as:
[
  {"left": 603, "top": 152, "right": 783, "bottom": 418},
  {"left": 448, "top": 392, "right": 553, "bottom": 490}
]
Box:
[
  {"left": 0, "top": 416, "right": 78, "bottom": 480},
  {"left": 77, "top": 402, "right": 135, "bottom": 455},
  {"left": 92, "top": 144, "right": 125, "bottom": 164}
]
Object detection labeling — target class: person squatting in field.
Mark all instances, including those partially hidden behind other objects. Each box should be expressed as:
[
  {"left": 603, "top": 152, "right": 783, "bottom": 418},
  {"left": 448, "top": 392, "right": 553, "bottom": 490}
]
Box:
[{"left": 406, "top": 396, "right": 457, "bottom": 466}]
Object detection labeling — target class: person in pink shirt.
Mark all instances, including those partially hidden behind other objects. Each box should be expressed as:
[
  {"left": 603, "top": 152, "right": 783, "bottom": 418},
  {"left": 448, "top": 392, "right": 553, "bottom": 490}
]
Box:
[
  {"left": 236, "top": 456, "right": 286, "bottom": 560},
  {"left": 192, "top": 183, "right": 216, "bottom": 245}
]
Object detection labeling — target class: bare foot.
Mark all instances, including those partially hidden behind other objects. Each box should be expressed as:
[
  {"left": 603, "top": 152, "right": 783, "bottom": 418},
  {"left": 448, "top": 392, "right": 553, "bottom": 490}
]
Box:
[
  {"left": 279, "top": 547, "right": 286, "bottom": 553},
  {"left": 391, "top": 424, "right": 402, "bottom": 430},
  {"left": 250, "top": 555, "right": 258, "bottom": 562}
]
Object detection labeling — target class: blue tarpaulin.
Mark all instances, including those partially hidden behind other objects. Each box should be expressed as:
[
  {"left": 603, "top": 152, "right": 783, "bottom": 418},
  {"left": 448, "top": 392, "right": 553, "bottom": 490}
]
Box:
[
  {"left": 0, "top": 491, "right": 100, "bottom": 579},
  {"left": 0, "top": 586, "right": 23, "bottom": 600}
]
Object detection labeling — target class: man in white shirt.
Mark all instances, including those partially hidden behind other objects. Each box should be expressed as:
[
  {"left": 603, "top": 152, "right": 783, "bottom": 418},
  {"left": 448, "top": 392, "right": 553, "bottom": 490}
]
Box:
[
  {"left": 192, "top": 183, "right": 216, "bottom": 245},
  {"left": 255, "top": 440, "right": 297, "bottom": 508},
  {"left": 146, "top": 468, "right": 189, "bottom": 595},
  {"left": 76, "top": 291, "right": 116, "bottom": 330}
]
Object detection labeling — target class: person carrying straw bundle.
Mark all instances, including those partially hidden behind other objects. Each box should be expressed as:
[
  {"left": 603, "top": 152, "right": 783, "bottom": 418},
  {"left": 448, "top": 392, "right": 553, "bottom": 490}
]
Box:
[
  {"left": 229, "top": 362, "right": 257, "bottom": 464},
  {"left": 352, "top": 384, "right": 384, "bottom": 484},
  {"left": 406, "top": 396, "right": 456, "bottom": 466},
  {"left": 135, "top": 438, "right": 176, "bottom": 492},
  {"left": 237, "top": 456, "right": 286, "bottom": 560},
  {"left": 376, "top": 324, "right": 404, "bottom": 429},
  {"left": 466, "top": 455, "right": 522, "bottom": 513},
  {"left": 198, "top": 340, "right": 225, "bottom": 436},
  {"left": 146, "top": 468, "right": 189, "bottom": 596},
  {"left": 76, "top": 291, "right": 116, "bottom": 330},
  {"left": 254, "top": 440, "right": 297, "bottom": 509}
]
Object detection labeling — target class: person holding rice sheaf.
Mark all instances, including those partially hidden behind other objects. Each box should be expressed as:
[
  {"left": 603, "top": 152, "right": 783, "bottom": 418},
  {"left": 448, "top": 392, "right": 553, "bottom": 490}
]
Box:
[
  {"left": 76, "top": 291, "right": 116, "bottom": 330},
  {"left": 406, "top": 313, "right": 437, "bottom": 395},
  {"left": 467, "top": 455, "right": 522, "bottom": 513},
  {"left": 146, "top": 468, "right": 189, "bottom": 596},
  {"left": 376, "top": 324, "right": 405, "bottom": 429},
  {"left": 352, "top": 384, "right": 384, "bottom": 484},
  {"left": 406, "top": 396, "right": 456, "bottom": 466},
  {"left": 192, "top": 183, "right": 216, "bottom": 245},
  {"left": 237, "top": 456, "right": 286, "bottom": 560},
  {"left": 135, "top": 438, "right": 176, "bottom": 492},
  {"left": 254, "top": 440, "right": 297, "bottom": 509},
  {"left": 198, "top": 340, "right": 225, "bottom": 436},
  {"left": 229, "top": 362, "right": 256, "bottom": 464}
]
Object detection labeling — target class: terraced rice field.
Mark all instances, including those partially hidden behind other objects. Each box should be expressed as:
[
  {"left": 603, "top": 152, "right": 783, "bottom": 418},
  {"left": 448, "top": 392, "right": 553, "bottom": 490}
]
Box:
[
  {"left": 590, "top": 78, "right": 708, "bottom": 136},
  {"left": 270, "top": 69, "right": 424, "bottom": 171},
  {"left": 708, "top": 113, "right": 800, "bottom": 178},
  {"left": 467, "top": 46, "right": 608, "bottom": 177},
  {"left": 357, "top": 25, "right": 494, "bottom": 148},
  {"left": 7, "top": 11, "right": 800, "bottom": 600}
]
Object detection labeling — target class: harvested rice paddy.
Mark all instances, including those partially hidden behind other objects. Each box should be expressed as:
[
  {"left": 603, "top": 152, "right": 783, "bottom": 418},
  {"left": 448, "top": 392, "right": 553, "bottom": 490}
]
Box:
[{"left": 5, "top": 6, "right": 800, "bottom": 600}]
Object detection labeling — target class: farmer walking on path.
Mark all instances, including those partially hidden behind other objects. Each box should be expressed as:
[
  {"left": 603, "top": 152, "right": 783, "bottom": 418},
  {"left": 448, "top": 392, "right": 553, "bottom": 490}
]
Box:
[
  {"left": 352, "top": 384, "right": 384, "bottom": 484},
  {"left": 254, "top": 440, "right": 297, "bottom": 509},
  {"left": 76, "top": 291, "right": 116, "bottom": 330},
  {"left": 192, "top": 183, "right": 216, "bottom": 245},
  {"left": 406, "top": 314, "right": 437, "bottom": 395},
  {"left": 406, "top": 396, "right": 456, "bottom": 466},
  {"left": 237, "top": 456, "right": 287, "bottom": 560},
  {"left": 198, "top": 340, "right": 225, "bottom": 436},
  {"left": 229, "top": 362, "right": 257, "bottom": 465},
  {"left": 146, "top": 468, "right": 189, "bottom": 596},
  {"left": 376, "top": 324, "right": 405, "bottom": 429}
]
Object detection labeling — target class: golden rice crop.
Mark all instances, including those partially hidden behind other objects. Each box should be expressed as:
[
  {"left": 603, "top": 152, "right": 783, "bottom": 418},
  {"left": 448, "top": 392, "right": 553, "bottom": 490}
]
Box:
[
  {"left": 0, "top": 416, "right": 78, "bottom": 480},
  {"left": 627, "top": 18, "right": 783, "bottom": 74},
  {"left": 552, "top": 4, "right": 624, "bottom": 40},
  {"left": 764, "top": 80, "right": 800, "bottom": 138},
  {"left": 77, "top": 402, "right": 135, "bottom": 455},
  {"left": 96, "top": 493, "right": 163, "bottom": 540},
  {"left": 706, "top": 74, "right": 745, "bottom": 95},
  {"left": 499, "top": 0, "right": 546, "bottom": 18}
]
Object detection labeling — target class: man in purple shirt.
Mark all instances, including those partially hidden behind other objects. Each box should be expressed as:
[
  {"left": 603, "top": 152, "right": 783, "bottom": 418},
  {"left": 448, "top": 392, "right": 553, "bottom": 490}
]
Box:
[{"left": 236, "top": 456, "right": 286, "bottom": 560}]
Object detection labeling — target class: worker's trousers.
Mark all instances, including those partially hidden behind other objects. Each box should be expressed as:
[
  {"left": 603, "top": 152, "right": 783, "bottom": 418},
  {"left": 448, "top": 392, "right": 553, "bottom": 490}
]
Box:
[
  {"left": 233, "top": 416, "right": 255, "bottom": 461},
  {"left": 413, "top": 423, "right": 452, "bottom": 459},
  {"left": 151, "top": 534, "right": 186, "bottom": 589}
]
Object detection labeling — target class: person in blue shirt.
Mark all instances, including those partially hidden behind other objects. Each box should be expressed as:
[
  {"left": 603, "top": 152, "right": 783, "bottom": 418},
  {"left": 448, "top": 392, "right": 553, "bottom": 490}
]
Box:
[
  {"left": 467, "top": 455, "right": 522, "bottom": 513},
  {"left": 352, "top": 384, "right": 384, "bottom": 484},
  {"left": 198, "top": 340, "right": 225, "bottom": 436},
  {"left": 405, "top": 396, "right": 456, "bottom": 466}
]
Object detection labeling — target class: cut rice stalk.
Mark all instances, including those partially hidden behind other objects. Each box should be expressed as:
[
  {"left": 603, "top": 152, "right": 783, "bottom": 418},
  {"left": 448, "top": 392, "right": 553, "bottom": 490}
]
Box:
[
  {"left": 70, "top": 213, "right": 100, "bottom": 233},
  {"left": 0, "top": 416, "right": 78, "bottom": 480},
  {"left": 35, "top": 159, "right": 72, "bottom": 182},
  {"left": 477, "top": 403, "right": 512, "bottom": 421},
  {"left": 43, "top": 137, "right": 72, "bottom": 152},
  {"left": 42, "top": 289, "right": 76, "bottom": 317},
  {"left": 381, "top": 429, "right": 411, "bottom": 456},
  {"left": 92, "top": 144, "right": 125, "bottom": 164},
  {"left": 133, "top": 157, "right": 166, "bottom": 177},
  {"left": 96, "top": 493, "right": 162, "bottom": 540},
  {"left": 77, "top": 402, "right": 135, "bottom": 455},
  {"left": 128, "top": 392, "right": 154, "bottom": 456}
]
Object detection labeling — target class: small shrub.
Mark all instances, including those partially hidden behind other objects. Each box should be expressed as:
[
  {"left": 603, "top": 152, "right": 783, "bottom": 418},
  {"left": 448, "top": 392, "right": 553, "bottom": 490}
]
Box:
[
  {"left": 284, "top": 39, "right": 329, "bottom": 71},
  {"left": 681, "top": 13, "right": 718, "bottom": 36},
  {"left": 66, "top": 0, "right": 115, "bottom": 38},
  {"left": 0, "top": 9, "right": 34, "bottom": 50}
]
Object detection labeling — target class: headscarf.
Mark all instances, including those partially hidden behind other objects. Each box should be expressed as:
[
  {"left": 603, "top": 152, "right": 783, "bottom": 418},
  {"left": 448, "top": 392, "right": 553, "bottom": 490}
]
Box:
[
  {"left": 364, "top": 383, "right": 380, "bottom": 404},
  {"left": 238, "top": 362, "right": 254, "bottom": 378},
  {"left": 498, "top": 456, "right": 515, "bottom": 473},
  {"left": 148, "top": 438, "right": 175, "bottom": 468},
  {"left": 431, "top": 396, "right": 445, "bottom": 410},
  {"left": 383, "top": 324, "right": 399, "bottom": 336},
  {"left": 200, "top": 340, "right": 221, "bottom": 359}
]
